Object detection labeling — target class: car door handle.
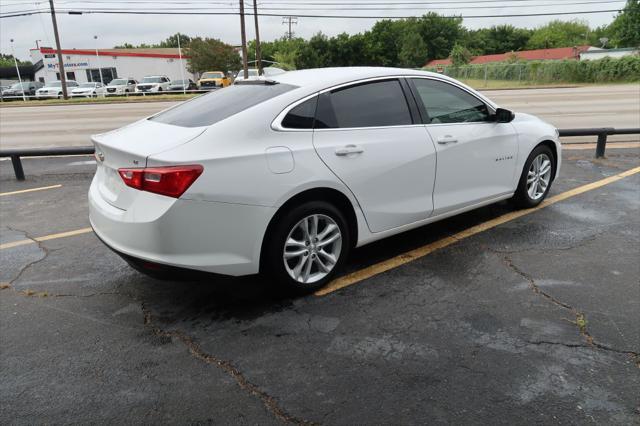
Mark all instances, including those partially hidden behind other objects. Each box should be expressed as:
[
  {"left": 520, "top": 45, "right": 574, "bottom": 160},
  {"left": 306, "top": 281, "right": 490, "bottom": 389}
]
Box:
[
  {"left": 437, "top": 136, "right": 458, "bottom": 145},
  {"left": 335, "top": 145, "right": 364, "bottom": 156}
]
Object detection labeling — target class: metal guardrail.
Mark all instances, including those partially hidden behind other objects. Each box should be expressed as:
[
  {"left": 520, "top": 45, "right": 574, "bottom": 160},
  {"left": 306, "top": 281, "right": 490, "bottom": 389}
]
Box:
[
  {"left": 1, "top": 146, "right": 95, "bottom": 180},
  {"left": 1, "top": 128, "right": 639, "bottom": 181},
  {"left": 558, "top": 127, "right": 640, "bottom": 158}
]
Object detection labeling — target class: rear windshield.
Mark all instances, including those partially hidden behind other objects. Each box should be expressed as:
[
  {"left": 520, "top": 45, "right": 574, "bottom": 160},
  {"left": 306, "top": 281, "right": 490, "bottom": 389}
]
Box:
[{"left": 150, "top": 83, "right": 296, "bottom": 128}]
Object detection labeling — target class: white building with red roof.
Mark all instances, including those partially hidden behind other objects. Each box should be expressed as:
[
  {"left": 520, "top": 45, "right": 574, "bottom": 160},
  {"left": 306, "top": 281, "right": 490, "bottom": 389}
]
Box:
[
  {"left": 30, "top": 47, "right": 195, "bottom": 84},
  {"left": 425, "top": 45, "right": 595, "bottom": 67}
]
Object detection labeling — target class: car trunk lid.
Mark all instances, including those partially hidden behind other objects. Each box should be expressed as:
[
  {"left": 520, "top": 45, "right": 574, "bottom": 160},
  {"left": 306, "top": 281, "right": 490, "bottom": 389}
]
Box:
[{"left": 92, "top": 118, "right": 206, "bottom": 210}]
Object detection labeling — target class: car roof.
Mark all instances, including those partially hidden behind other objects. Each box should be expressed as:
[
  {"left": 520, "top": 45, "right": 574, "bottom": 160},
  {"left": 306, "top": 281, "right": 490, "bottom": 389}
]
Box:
[
  {"left": 268, "top": 66, "right": 497, "bottom": 109},
  {"left": 271, "top": 67, "right": 442, "bottom": 88}
]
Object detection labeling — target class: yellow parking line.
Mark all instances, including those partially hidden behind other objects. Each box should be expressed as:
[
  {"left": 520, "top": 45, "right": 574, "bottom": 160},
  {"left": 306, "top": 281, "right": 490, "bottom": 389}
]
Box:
[
  {"left": 0, "top": 227, "right": 93, "bottom": 250},
  {"left": 315, "top": 166, "right": 640, "bottom": 296},
  {"left": 0, "top": 184, "right": 62, "bottom": 197}
]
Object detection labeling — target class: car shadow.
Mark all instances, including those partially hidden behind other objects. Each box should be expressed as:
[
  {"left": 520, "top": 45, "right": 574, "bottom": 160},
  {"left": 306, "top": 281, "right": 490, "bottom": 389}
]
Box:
[{"left": 130, "top": 199, "right": 518, "bottom": 327}]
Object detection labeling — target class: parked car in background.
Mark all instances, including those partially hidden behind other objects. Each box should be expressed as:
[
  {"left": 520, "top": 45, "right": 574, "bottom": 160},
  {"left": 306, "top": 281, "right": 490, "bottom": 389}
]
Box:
[
  {"left": 197, "top": 71, "right": 231, "bottom": 89},
  {"left": 89, "top": 67, "right": 560, "bottom": 293},
  {"left": 1, "top": 81, "right": 44, "bottom": 99},
  {"left": 233, "top": 67, "right": 286, "bottom": 83},
  {"left": 168, "top": 79, "right": 197, "bottom": 92},
  {"left": 36, "top": 80, "right": 79, "bottom": 99},
  {"left": 71, "top": 82, "right": 106, "bottom": 98},
  {"left": 105, "top": 78, "right": 137, "bottom": 96},
  {"left": 232, "top": 68, "right": 259, "bottom": 83},
  {"left": 135, "top": 76, "right": 171, "bottom": 93}
]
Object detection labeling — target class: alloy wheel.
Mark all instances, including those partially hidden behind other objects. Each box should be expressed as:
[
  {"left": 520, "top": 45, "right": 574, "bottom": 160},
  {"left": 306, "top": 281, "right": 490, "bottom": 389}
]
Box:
[
  {"left": 283, "top": 214, "right": 342, "bottom": 284},
  {"left": 527, "top": 153, "right": 552, "bottom": 200}
]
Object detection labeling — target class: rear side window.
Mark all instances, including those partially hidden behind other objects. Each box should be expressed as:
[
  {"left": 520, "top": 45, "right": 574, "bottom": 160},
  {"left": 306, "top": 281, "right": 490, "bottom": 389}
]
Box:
[
  {"left": 315, "top": 80, "right": 412, "bottom": 129},
  {"left": 281, "top": 96, "right": 318, "bottom": 129},
  {"left": 411, "top": 79, "right": 491, "bottom": 124},
  {"left": 151, "top": 83, "right": 296, "bottom": 127}
]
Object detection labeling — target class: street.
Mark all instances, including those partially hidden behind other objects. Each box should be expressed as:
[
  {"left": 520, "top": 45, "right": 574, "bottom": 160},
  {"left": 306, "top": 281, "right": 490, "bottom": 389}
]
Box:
[{"left": 1, "top": 84, "right": 639, "bottom": 149}]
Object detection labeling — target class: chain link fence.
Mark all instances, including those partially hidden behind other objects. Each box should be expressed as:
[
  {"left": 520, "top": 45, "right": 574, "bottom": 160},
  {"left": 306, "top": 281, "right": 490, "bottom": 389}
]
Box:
[{"left": 425, "top": 56, "right": 640, "bottom": 88}]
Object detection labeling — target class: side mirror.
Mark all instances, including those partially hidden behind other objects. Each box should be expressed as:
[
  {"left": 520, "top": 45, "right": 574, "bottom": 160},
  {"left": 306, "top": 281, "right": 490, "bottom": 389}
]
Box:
[{"left": 494, "top": 108, "right": 515, "bottom": 123}]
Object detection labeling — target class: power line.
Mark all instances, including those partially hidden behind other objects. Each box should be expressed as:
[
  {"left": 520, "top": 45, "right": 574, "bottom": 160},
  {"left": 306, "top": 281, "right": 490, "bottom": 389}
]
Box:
[
  {"left": 0, "top": 8, "right": 624, "bottom": 19},
  {"left": 1, "top": 0, "right": 626, "bottom": 11}
]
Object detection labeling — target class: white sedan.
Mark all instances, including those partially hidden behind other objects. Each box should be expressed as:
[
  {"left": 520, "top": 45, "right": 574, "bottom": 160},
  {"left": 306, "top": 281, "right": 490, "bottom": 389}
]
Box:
[
  {"left": 70, "top": 82, "right": 106, "bottom": 98},
  {"left": 89, "top": 67, "right": 560, "bottom": 293}
]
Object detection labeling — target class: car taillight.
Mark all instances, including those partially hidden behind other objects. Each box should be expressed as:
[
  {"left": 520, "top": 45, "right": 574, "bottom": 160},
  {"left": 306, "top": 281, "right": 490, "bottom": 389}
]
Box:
[{"left": 118, "top": 165, "right": 203, "bottom": 198}]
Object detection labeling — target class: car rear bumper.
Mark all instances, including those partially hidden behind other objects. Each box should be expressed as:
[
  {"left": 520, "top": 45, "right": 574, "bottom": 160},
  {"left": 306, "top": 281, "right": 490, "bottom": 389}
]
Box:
[{"left": 89, "top": 177, "right": 275, "bottom": 276}]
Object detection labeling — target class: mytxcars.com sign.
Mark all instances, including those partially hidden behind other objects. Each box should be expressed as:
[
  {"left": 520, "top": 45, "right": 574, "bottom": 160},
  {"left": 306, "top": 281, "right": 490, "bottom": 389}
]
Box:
[{"left": 46, "top": 61, "right": 90, "bottom": 70}]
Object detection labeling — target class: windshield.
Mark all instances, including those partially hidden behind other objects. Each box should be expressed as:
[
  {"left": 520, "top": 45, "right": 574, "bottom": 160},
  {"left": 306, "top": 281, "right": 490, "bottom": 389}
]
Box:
[
  {"left": 202, "top": 72, "right": 224, "bottom": 79},
  {"left": 47, "top": 81, "right": 62, "bottom": 87},
  {"left": 142, "top": 77, "right": 163, "bottom": 83},
  {"left": 10, "top": 82, "right": 29, "bottom": 89},
  {"left": 110, "top": 79, "right": 127, "bottom": 85},
  {"left": 150, "top": 83, "right": 296, "bottom": 128},
  {"left": 172, "top": 80, "right": 188, "bottom": 84},
  {"left": 80, "top": 83, "right": 96, "bottom": 88}
]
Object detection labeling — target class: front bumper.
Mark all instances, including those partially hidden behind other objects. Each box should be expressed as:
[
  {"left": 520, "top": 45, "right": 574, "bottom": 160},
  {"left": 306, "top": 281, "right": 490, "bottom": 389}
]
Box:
[
  {"left": 135, "top": 86, "right": 159, "bottom": 93},
  {"left": 36, "top": 92, "right": 60, "bottom": 98},
  {"left": 89, "top": 177, "right": 275, "bottom": 276}
]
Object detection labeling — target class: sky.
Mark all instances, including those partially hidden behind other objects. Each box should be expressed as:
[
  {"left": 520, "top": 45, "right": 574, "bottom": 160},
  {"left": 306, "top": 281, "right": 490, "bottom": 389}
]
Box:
[{"left": 0, "top": 0, "right": 628, "bottom": 61}]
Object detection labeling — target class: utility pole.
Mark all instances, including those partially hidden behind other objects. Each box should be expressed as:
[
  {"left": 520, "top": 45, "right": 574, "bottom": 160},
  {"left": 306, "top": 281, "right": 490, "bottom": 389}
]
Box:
[
  {"left": 239, "top": 0, "right": 249, "bottom": 79},
  {"left": 177, "top": 33, "right": 186, "bottom": 94},
  {"left": 48, "top": 0, "right": 68, "bottom": 99},
  {"left": 252, "top": 0, "right": 262, "bottom": 75},
  {"left": 9, "top": 39, "right": 26, "bottom": 101},
  {"left": 282, "top": 16, "right": 297, "bottom": 40}
]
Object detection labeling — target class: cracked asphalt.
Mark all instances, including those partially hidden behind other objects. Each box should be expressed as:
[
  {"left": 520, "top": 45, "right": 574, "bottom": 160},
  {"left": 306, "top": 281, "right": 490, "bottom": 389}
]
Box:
[{"left": 1, "top": 147, "right": 639, "bottom": 425}]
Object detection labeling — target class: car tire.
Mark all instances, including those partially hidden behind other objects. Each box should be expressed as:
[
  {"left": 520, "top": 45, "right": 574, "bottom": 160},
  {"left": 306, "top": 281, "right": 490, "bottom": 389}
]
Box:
[
  {"left": 513, "top": 144, "right": 555, "bottom": 208},
  {"left": 263, "top": 201, "right": 351, "bottom": 294}
]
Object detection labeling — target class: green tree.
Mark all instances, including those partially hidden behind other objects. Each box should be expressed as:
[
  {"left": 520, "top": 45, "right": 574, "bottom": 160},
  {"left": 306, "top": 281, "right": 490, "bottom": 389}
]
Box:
[
  {"left": 0, "top": 54, "right": 32, "bottom": 67},
  {"left": 186, "top": 37, "right": 241, "bottom": 73},
  {"left": 398, "top": 31, "right": 428, "bottom": 68},
  {"left": 450, "top": 44, "right": 473, "bottom": 66},
  {"left": 464, "top": 25, "right": 531, "bottom": 55},
  {"left": 526, "top": 20, "right": 591, "bottom": 49},
  {"left": 363, "top": 19, "right": 404, "bottom": 66},
  {"left": 608, "top": 0, "right": 640, "bottom": 47},
  {"left": 415, "top": 13, "right": 464, "bottom": 62},
  {"left": 273, "top": 51, "right": 297, "bottom": 70},
  {"left": 158, "top": 33, "right": 192, "bottom": 48},
  {"left": 295, "top": 33, "right": 332, "bottom": 69}
]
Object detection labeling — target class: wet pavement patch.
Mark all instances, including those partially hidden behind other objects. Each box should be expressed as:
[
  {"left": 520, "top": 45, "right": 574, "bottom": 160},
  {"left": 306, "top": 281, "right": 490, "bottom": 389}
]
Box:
[{"left": 1, "top": 149, "right": 639, "bottom": 424}]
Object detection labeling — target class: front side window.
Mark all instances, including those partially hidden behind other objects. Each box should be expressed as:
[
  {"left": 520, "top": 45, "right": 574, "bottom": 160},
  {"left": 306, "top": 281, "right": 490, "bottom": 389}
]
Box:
[
  {"left": 281, "top": 96, "right": 318, "bottom": 129},
  {"left": 411, "top": 79, "right": 491, "bottom": 124},
  {"left": 315, "top": 79, "right": 412, "bottom": 129}
]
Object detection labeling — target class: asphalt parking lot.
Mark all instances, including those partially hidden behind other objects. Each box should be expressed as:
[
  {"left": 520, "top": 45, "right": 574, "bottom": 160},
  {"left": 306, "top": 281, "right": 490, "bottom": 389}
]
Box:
[{"left": 1, "top": 145, "right": 639, "bottom": 424}]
